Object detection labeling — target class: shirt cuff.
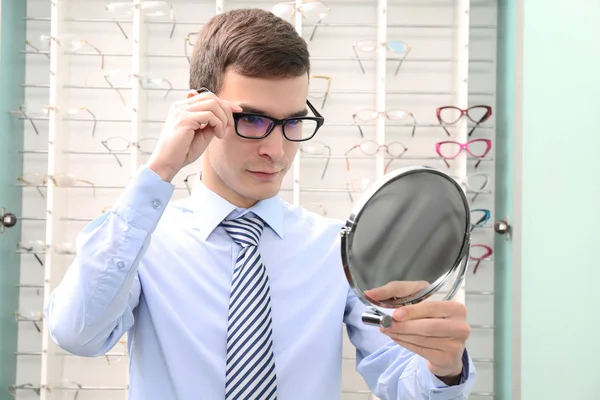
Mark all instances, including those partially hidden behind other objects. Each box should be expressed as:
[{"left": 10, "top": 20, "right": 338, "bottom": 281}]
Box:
[
  {"left": 112, "top": 165, "right": 175, "bottom": 233},
  {"left": 417, "top": 349, "right": 474, "bottom": 399}
]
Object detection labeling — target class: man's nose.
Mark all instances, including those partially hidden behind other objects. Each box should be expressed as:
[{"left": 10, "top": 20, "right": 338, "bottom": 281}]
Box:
[{"left": 258, "top": 125, "right": 286, "bottom": 161}]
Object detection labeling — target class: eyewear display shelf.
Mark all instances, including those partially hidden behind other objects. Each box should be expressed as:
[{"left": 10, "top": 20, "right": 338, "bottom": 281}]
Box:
[{"left": 11, "top": 0, "right": 497, "bottom": 399}]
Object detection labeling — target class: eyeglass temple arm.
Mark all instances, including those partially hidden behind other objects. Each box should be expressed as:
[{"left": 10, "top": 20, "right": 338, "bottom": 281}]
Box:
[
  {"left": 383, "top": 146, "right": 408, "bottom": 173},
  {"left": 184, "top": 175, "right": 194, "bottom": 194},
  {"left": 346, "top": 184, "right": 354, "bottom": 203},
  {"left": 316, "top": 76, "right": 332, "bottom": 109},
  {"left": 34, "top": 252, "right": 44, "bottom": 266},
  {"left": 112, "top": 18, "right": 128, "bottom": 39},
  {"left": 321, "top": 145, "right": 331, "bottom": 180},
  {"left": 25, "top": 40, "right": 50, "bottom": 60},
  {"left": 344, "top": 146, "right": 359, "bottom": 171},
  {"left": 22, "top": 110, "right": 40, "bottom": 136},
  {"left": 468, "top": 111, "right": 491, "bottom": 136},
  {"left": 473, "top": 260, "right": 482, "bottom": 274},
  {"left": 168, "top": 5, "right": 176, "bottom": 39},
  {"left": 104, "top": 74, "right": 127, "bottom": 105},
  {"left": 437, "top": 118, "right": 452, "bottom": 137},
  {"left": 352, "top": 114, "right": 364, "bottom": 138},
  {"left": 83, "top": 108, "right": 97, "bottom": 136},
  {"left": 410, "top": 113, "right": 417, "bottom": 137},
  {"left": 471, "top": 213, "right": 488, "bottom": 229},
  {"left": 394, "top": 45, "right": 411, "bottom": 76},
  {"left": 474, "top": 145, "right": 490, "bottom": 168},
  {"left": 19, "top": 243, "right": 45, "bottom": 266},
  {"left": 85, "top": 41, "right": 105, "bottom": 69},
  {"left": 162, "top": 79, "right": 174, "bottom": 101},
  {"left": 8, "top": 383, "right": 41, "bottom": 396},
  {"left": 352, "top": 45, "right": 366, "bottom": 74},
  {"left": 101, "top": 141, "right": 123, "bottom": 168},
  {"left": 309, "top": 18, "right": 322, "bottom": 42},
  {"left": 78, "top": 179, "right": 96, "bottom": 197},
  {"left": 184, "top": 34, "right": 193, "bottom": 63},
  {"left": 469, "top": 175, "right": 489, "bottom": 202},
  {"left": 472, "top": 245, "right": 493, "bottom": 272},
  {"left": 18, "top": 176, "right": 45, "bottom": 198},
  {"left": 435, "top": 149, "right": 451, "bottom": 168}
]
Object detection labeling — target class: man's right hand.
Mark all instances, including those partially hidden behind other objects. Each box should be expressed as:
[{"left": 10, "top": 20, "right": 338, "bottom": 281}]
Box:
[{"left": 146, "top": 89, "right": 243, "bottom": 182}]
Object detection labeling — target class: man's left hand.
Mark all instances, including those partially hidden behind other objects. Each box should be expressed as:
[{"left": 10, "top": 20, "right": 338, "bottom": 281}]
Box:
[{"left": 378, "top": 300, "right": 470, "bottom": 381}]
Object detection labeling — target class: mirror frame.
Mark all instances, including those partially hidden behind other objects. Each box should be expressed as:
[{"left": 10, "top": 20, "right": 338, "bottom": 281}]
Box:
[{"left": 340, "top": 166, "right": 472, "bottom": 327}]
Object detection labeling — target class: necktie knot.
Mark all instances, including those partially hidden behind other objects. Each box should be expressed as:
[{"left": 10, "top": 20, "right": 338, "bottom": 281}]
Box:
[{"left": 221, "top": 216, "right": 264, "bottom": 248}]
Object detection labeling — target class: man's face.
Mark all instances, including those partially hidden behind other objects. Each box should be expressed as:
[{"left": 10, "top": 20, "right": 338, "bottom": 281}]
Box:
[{"left": 202, "top": 69, "right": 309, "bottom": 208}]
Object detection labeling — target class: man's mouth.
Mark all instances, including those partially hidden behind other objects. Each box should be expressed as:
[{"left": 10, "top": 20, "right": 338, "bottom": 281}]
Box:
[{"left": 247, "top": 170, "right": 280, "bottom": 180}]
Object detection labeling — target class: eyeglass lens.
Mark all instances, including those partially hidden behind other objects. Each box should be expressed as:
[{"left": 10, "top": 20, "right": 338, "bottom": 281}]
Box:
[
  {"left": 299, "top": 1, "right": 329, "bottom": 20},
  {"left": 387, "top": 40, "right": 409, "bottom": 54}
]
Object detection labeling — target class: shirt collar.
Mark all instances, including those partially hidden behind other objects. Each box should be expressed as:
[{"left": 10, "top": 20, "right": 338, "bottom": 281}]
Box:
[{"left": 186, "top": 173, "right": 284, "bottom": 241}]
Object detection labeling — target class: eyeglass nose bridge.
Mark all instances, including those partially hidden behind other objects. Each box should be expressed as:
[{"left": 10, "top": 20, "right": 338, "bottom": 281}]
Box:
[
  {"left": 262, "top": 118, "right": 285, "bottom": 137},
  {"left": 260, "top": 117, "right": 300, "bottom": 141}
]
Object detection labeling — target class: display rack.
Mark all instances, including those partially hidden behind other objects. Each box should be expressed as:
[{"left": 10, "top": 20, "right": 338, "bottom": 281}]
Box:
[{"left": 10, "top": 0, "right": 498, "bottom": 399}]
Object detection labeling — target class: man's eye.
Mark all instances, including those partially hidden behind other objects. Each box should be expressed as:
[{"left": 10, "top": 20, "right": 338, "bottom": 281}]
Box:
[
  {"left": 287, "top": 119, "right": 302, "bottom": 127},
  {"left": 241, "top": 115, "right": 263, "bottom": 125}
]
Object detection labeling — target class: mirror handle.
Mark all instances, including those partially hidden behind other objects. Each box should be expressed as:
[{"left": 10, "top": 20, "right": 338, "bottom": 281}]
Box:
[{"left": 361, "top": 310, "right": 392, "bottom": 328}]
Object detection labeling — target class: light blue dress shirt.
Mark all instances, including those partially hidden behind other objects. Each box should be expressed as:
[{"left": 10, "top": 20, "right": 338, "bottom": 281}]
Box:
[{"left": 45, "top": 166, "right": 476, "bottom": 400}]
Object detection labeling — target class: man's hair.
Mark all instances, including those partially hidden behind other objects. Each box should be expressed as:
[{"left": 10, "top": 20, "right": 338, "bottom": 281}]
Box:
[{"left": 189, "top": 8, "right": 310, "bottom": 93}]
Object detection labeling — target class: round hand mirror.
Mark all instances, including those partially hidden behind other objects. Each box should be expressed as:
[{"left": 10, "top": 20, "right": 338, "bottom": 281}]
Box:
[{"left": 340, "top": 166, "right": 471, "bottom": 328}]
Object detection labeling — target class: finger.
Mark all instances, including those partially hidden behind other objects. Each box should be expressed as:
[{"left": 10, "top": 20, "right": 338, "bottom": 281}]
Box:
[
  {"left": 390, "top": 337, "right": 460, "bottom": 374},
  {"left": 212, "top": 98, "right": 241, "bottom": 128},
  {"left": 391, "top": 337, "right": 445, "bottom": 363},
  {"left": 382, "top": 332, "right": 465, "bottom": 354},
  {"left": 393, "top": 300, "right": 466, "bottom": 322},
  {"left": 382, "top": 319, "right": 470, "bottom": 339},
  {"left": 186, "top": 110, "right": 225, "bottom": 138},
  {"left": 186, "top": 98, "right": 229, "bottom": 129},
  {"left": 186, "top": 91, "right": 243, "bottom": 117},
  {"left": 364, "top": 280, "right": 430, "bottom": 302}
]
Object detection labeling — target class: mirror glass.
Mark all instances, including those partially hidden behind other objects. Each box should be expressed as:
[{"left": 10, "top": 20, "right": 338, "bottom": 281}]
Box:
[{"left": 344, "top": 167, "right": 470, "bottom": 312}]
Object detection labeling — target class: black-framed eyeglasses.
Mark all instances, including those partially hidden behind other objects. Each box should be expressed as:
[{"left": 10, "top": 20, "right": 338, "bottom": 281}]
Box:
[{"left": 232, "top": 100, "right": 324, "bottom": 142}]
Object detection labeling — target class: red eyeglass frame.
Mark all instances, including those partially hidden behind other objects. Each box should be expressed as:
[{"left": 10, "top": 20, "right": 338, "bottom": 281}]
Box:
[{"left": 470, "top": 244, "right": 493, "bottom": 274}]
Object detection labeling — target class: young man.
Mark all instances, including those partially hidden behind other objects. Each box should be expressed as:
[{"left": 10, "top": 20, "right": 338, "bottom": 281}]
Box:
[{"left": 45, "top": 8, "right": 475, "bottom": 400}]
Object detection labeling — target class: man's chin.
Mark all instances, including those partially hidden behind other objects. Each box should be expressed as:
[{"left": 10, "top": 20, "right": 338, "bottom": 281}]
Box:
[{"left": 246, "top": 181, "right": 281, "bottom": 200}]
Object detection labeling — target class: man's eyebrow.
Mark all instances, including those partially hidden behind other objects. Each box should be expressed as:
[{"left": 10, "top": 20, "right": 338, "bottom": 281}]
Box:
[{"left": 238, "top": 104, "right": 309, "bottom": 119}]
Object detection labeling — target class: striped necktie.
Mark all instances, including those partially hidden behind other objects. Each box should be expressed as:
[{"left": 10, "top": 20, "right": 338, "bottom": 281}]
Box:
[{"left": 221, "top": 216, "right": 278, "bottom": 400}]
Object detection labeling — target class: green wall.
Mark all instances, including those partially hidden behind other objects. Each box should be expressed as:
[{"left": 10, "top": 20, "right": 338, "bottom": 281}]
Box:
[
  {"left": 521, "top": 1, "right": 600, "bottom": 398},
  {"left": 0, "top": 0, "right": 25, "bottom": 397},
  {"left": 494, "top": 0, "right": 516, "bottom": 398}
]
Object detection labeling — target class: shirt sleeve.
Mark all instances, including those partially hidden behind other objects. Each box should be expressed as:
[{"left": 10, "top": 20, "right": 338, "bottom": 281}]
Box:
[
  {"left": 343, "top": 287, "right": 477, "bottom": 400},
  {"left": 44, "top": 165, "right": 175, "bottom": 357}
]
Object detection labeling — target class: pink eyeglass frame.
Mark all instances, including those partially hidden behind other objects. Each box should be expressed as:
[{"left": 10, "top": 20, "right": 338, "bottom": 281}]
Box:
[{"left": 435, "top": 138, "right": 492, "bottom": 168}]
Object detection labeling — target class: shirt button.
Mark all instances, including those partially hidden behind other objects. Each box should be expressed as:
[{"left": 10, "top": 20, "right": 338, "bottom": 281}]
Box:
[
  {"left": 152, "top": 199, "right": 161, "bottom": 209},
  {"left": 117, "top": 261, "right": 125, "bottom": 269}
]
